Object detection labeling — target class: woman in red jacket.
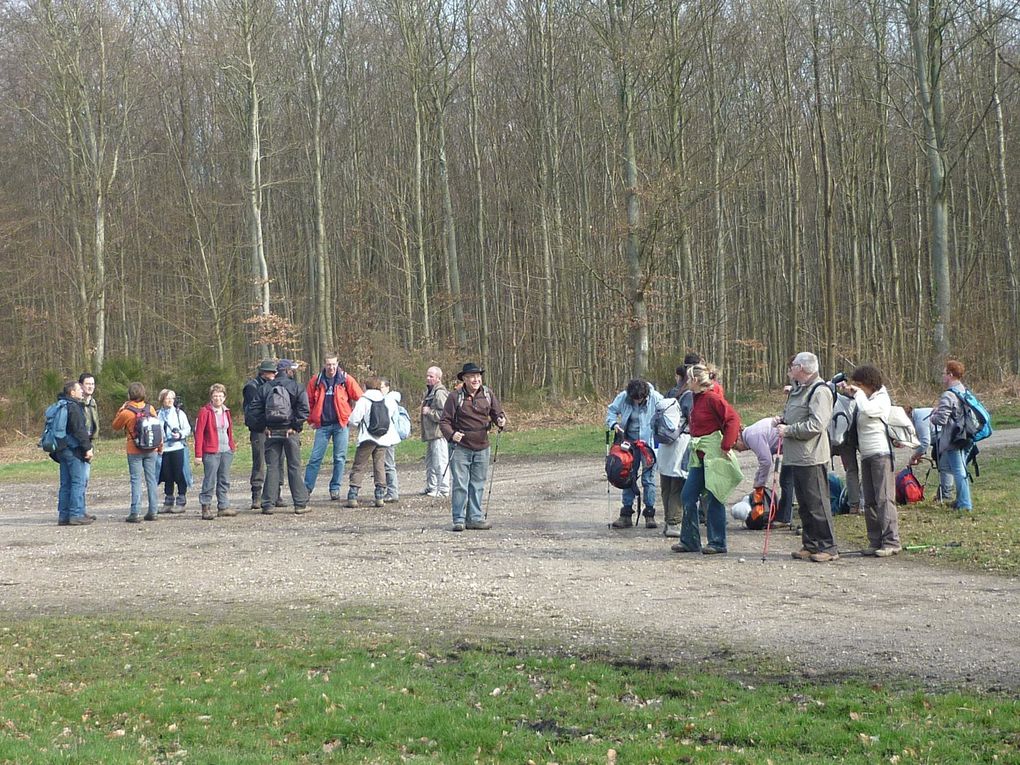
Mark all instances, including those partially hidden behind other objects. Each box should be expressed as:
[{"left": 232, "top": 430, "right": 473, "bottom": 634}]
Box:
[{"left": 194, "top": 383, "right": 236, "bottom": 520}]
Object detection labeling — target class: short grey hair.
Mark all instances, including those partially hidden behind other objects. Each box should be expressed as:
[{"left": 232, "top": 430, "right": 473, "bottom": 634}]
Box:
[
  {"left": 792, "top": 352, "right": 819, "bottom": 375},
  {"left": 427, "top": 365, "right": 443, "bottom": 380}
]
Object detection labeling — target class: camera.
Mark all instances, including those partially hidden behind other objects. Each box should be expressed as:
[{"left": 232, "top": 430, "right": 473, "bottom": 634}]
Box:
[
  {"left": 174, "top": 396, "right": 185, "bottom": 411},
  {"left": 830, "top": 372, "right": 847, "bottom": 386}
]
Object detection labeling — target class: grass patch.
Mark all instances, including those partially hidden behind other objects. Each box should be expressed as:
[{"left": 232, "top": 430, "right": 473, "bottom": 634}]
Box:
[
  {"left": 835, "top": 447, "right": 1020, "bottom": 575},
  {"left": 1, "top": 616, "right": 1018, "bottom": 764}
]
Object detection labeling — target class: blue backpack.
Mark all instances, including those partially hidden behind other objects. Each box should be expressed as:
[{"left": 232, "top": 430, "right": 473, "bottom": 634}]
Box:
[
  {"left": 39, "top": 399, "right": 77, "bottom": 453},
  {"left": 950, "top": 390, "right": 992, "bottom": 445},
  {"left": 395, "top": 405, "right": 411, "bottom": 440}
]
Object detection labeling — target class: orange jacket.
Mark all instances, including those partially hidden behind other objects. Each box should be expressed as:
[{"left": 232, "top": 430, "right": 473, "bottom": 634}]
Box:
[
  {"left": 112, "top": 401, "right": 164, "bottom": 455},
  {"left": 306, "top": 370, "right": 363, "bottom": 427}
]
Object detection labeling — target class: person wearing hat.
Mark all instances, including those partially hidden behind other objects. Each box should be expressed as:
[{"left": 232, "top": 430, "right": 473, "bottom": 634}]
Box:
[
  {"left": 242, "top": 359, "right": 278, "bottom": 510},
  {"left": 439, "top": 363, "right": 507, "bottom": 531}
]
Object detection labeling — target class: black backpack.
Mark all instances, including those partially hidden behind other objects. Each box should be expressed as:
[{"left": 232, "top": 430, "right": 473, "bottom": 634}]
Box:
[
  {"left": 265, "top": 382, "right": 293, "bottom": 426},
  {"left": 367, "top": 398, "right": 390, "bottom": 437}
]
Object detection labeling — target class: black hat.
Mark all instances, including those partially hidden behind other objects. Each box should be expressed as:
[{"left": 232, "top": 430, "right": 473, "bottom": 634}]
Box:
[
  {"left": 457, "top": 362, "right": 485, "bottom": 380},
  {"left": 258, "top": 359, "right": 277, "bottom": 373}
]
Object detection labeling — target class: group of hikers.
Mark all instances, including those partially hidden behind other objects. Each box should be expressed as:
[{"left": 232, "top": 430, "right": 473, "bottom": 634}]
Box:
[
  {"left": 44, "top": 351, "right": 985, "bottom": 554},
  {"left": 44, "top": 358, "right": 505, "bottom": 530},
  {"left": 604, "top": 353, "right": 988, "bottom": 562}
]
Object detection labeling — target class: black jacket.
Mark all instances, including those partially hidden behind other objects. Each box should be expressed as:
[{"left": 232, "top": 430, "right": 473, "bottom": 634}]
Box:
[
  {"left": 243, "top": 372, "right": 275, "bottom": 430},
  {"left": 247, "top": 375, "right": 310, "bottom": 433},
  {"left": 53, "top": 394, "right": 92, "bottom": 462}
]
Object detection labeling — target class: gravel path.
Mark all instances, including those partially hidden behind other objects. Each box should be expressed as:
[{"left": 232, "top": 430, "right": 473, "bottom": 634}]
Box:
[{"left": 2, "top": 430, "right": 1018, "bottom": 691}]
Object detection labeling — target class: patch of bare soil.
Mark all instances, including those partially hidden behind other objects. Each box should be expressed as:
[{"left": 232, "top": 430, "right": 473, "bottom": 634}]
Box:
[{"left": 2, "top": 433, "right": 1019, "bottom": 691}]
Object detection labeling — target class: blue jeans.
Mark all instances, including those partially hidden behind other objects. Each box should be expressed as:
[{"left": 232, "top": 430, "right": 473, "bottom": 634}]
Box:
[
  {"left": 450, "top": 445, "right": 489, "bottom": 524},
  {"left": 622, "top": 466, "right": 657, "bottom": 514},
  {"left": 679, "top": 465, "right": 727, "bottom": 551},
  {"left": 940, "top": 447, "right": 972, "bottom": 510},
  {"left": 56, "top": 450, "right": 87, "bottom": 523},
  {"left": 127, "top": 452, "right": 159, "bottom": 516},
  {"left": 304, "top": 424, "right": 349, "bottom": 494}
]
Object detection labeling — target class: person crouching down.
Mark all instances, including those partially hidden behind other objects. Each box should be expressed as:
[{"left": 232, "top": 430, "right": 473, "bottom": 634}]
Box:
[
  {"left": 345, "top": 376, "right": 401, "bottom": 508},
  {"left": 605, "top": 378, "right": 663, "bottom": 529}
]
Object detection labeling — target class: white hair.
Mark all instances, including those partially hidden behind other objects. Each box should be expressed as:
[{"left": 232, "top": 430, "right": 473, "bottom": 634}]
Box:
[
  {"left": 793, "top": 352, "right": 819, "bottom": 375},
  {"left": 427, "top": 366, "right": 443, "bottom": 380}
]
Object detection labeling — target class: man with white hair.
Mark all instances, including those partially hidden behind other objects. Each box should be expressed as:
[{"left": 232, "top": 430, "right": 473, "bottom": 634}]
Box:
[
  {"left": 420, "top": 366, "right": 451, "bottom": 497},
  {"left": 775, "top": 351, "right": 839, "bottom": 562}
]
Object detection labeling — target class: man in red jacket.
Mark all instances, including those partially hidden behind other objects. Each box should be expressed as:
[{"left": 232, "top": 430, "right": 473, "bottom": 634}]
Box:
[{"left": 304, "top": 354, "right": 363, "bottom": 500}]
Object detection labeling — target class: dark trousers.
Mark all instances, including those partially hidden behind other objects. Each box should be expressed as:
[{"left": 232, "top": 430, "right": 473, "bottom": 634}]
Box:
[
  {"left": 261, "top": 433, "right": 309, "bottom": 509},
  {"left": 660, "top": 474, "right": 685, "bottom": 526},
  {"left": 789, "top": 463, "right": 837, "bottom": 554},
  {"left": 777, "top": 465, "right": 795, "bottom": 524},
  {"left": 160, "top": 449, "right": 188, "bottom": 496},
  {"left": 249, "top": 430, "right": 267, "bottom": 498}
]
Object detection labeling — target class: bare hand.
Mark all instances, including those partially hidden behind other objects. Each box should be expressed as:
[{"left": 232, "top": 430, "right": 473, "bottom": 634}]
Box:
[
  {"left": 452, "top": 431, "right": 464, "bottom": 443},
  {"left": 496, "top": 416, "right": 506, "bottom": 430},
  {"left": 777, "top": 424, "right": 788, "bottom": 438}
]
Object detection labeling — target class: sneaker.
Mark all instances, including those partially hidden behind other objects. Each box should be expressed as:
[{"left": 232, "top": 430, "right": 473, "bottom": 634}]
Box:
[
  {"left": 810, "top": 551, "right": 839, "bottom": 563},
  {"left": 702, "top": 546, "right": 726, "bottom": 555},
  {"left": 860, "top": 547, "right": 879, "bottom": 557},
  {"left": 663, "top": 525, "right": 682, "bottom": 538},
  {"left": 384, "top": 496, "right": 399, "bottom": 504},
  {"left": 670, "top": 542, "right": 699, "bottom": 553},
  {"left": 143, "top": 513, "right": 158, "bottom": 521},
  {"left": 167, "top": 504, "right": 185, "bottom": 515},
  {"left": 68, "top": 516, "right": 94, "bottom": 526},
  {"left": 611, "top": 513, "right": 634, "bottom": 529},
  {"left": 330, "top": 491, "right": 341, "bottom": 501},
  {"left": 218, "top": 507, "right": 238, "bottom": 517},
  {"left": 451, "top": 522, "right": 465, "bottom": 532},
  {"left": 874, "top": 546, "right": 901, "bottom": 557},
  {"left": 345, "top": 498, "right": 358, "bottom": 508},
  {"left": 293, "top": 505, "right": 310, "bottom": 515},
  {"left": 466, "top": 520, "right": 492, "bottom": 530},
  {"left": 126, "top": 514, "right": 141, "bottom": 524},
  {"left": 791, "top": 548, "right": 813, "bottom": 561},
  {"left": 644, "top": 517, "right": 658, "bottom": 529}
]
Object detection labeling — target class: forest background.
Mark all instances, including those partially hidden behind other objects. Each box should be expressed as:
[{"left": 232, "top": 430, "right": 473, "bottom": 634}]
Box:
[{"left": 1, "top": 0, "right": 1018, "bottom": 434}]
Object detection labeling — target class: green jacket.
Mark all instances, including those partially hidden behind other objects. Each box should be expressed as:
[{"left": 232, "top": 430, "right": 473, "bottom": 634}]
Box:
[{"left": 688, "top": 430, "right": 743, "bottom": 502}]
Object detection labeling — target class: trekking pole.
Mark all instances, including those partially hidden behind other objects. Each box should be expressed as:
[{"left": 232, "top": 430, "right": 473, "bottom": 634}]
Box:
[
  {"left": 482, "top": 427, "right": 503, "bottom": 520},
  {"left": 903, "top": 541, "right": 962, "bottom": 552},
  {"left": 761, "top": 434, "right": 784, "bottom": 562},
  {"left": 439, "top": 441, "right": 456, "bottom": 486},
  {"left": 605, "top": 430, "right": 613, "bottom": 528}
]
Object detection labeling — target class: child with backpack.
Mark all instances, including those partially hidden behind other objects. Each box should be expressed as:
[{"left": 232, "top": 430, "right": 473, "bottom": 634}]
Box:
[
  {"left": 345, "top": 376, "right": 402, "bottom": 508},
  {"left": 112, "top": 382, "right": 164, "bottom": 523}
]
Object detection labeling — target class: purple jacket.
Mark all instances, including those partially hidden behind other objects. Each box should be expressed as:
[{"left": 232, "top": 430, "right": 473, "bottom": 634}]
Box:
[{"left": 742, "top": 417, "right": 780, "bottom": 487}]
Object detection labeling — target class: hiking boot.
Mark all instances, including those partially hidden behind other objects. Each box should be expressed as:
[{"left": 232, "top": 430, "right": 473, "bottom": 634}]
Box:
[
  {"left": 769, "top": 521, "right": 791, "bottom": 530},
  {"left": 644, "top": 517, "right": 658, "bottom": 530},
  {"left": 702, "top": 546, "right": 726, "bottom": 555},
  {"left": 261, "top": 507, "right": 274, "bottom": 515},
  {"left": 810, "top": 551, "right": 839, "bottom": 563},
  {"left": 466, "top": 520, "right": 492, "bottom": 530},
  {"left": 58, "top": 519, "right": 70, "bottom": 526},
  {"left": 218, "top": 507, "right": 237, "bottom": 517},
  {"left": 275, "top": 500, "right": 289, "bottom": 508},
  {"left": 791, "top": 548, "right": 813, "bottom": 561},
  {"left": 126, "top": 514, "right": 141, "bottom": 523},
  {"left": 663, "top": 525, "right": 682, "bottom": 538},
  {"left": 251, "top": 493, "right": 261, "bottom": 510},
  {"left": 162, "top": 496, "right": 174, "bottom": 511},
  {"left": 451, "top": 522, "right": 465, "bottom": 532},
  {"left": 874, "top": 546, "right": 901, "bottom": 557},
  {"left": 143, "top": 512, "right": 158, "bottom": 521},
  {"left": 373, "top": 498, "right": 385, "bottom": 508},
  {"left": 849, "top": 504, "right": 862, "bottom": 515},
  {"left": 176, "top": 496, "right": 187, "bottom": 508},
  {"left": 861, "top": 547, "right": 879, "bottom": 557},
  {"left": 330, "top": 491, "right": 341, "bottom": 501},
  {"left": 293, "top": 505, "right": 310, "bottom": 515},
  {"left": 670, "top": 542, "right": 699, "bottom": 553},
  {"left": 201, "top": 505, "right": 215, "bottom": 520},
  {"left": 68, "top": 516, "right": 95, "bottom": 526},
  {"left": 345, "top": 498, "right": 358, "bottom": 508},
  {"left": 611, "top": 512, "right": 634, "bottom": 529}
]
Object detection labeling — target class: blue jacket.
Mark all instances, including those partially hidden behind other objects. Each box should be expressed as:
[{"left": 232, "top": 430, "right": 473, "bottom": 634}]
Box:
[{"left": 605, "top": 385, "right": 663, "bottom": 443}]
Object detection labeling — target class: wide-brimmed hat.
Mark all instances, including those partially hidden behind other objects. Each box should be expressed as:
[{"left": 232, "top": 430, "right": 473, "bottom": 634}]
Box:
[
  {"left": 257, "top": 359, "right": 277, "bottom": 373},
  {"left": 457, "top": 362, "right": 485, "bottom": 380}
]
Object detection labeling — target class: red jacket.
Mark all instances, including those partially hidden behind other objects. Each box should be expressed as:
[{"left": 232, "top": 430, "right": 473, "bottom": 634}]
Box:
[
  {"left": 194, "top": 404, "right": 236, "bottom": 458},
  {"left": 307, "top": 371, "right": 363, "bottom": 427},
  {"left": 688, "top": 384, "right": 741, "bottom": 451}
]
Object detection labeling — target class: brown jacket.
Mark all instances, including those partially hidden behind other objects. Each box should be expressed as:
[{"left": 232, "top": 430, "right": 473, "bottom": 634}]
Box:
[{"left": 439, "top": 385, "right": 505, "bottom": 451}]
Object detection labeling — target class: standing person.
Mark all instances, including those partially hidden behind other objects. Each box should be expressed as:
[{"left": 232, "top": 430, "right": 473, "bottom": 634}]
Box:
[
  {"left": 157, "top": 389, "right": 192, "bottom": 513},
  {"left": 243, "top": 360, "right": 278, "bottom": 510},
  {"left": 305, "top": 354, "right": 363, "bottom": 501},
  {"left": 673, "top": 364, "right": 742, "bottom": 555},
  {"left": 439, "top": 363, "right": 507, "bottom": 532},
  {"left": 732, "top": 417, "right": 791, "bottom": 526},
  {"left": 51, "top": 380, "right": 94, "bottom": 526},
  {"left": 112, "top": 382, "right": 163, "bottom": 523},
  {"left": 840, "top": 365, "right": 900, "bottom": 556},
  {"left": 659, "top": 355, "right": 700, "bottom": 537},
  {"left": 249, "top": 360, "right": 311, "bottom": 514},
  {"left": 905, "top": 404, "right": 951, "bottom": 498},
  {"left": 930, "top": 359, "right": 973, "bottom": 511},
  {"left": 380, "top": 378, "right": 405, "bottom": 503},
  {"left": 193, "top": 383, "right": 237, "bottom": 520},
  {"left": 345, "top": 376, "right": 400, "bottom": 508},
  {"left": 605, "top": 379, "right": 663, "bottom": 529},
  {"left": 831, "top": 387, "right": 862, "bottom": 514},
  {"left": 776, "top": 352, "right": 838, "bottom": 562},
  {"left": 420, "top": 366, "right": 451, "bottom": 497},
  {"left": 78, "top": 373, "right": 99, "bottom": 499}
]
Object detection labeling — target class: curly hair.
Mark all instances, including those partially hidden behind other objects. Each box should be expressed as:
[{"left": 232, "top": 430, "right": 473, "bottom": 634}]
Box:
[
  {"left": 625, "top": 379, "right": 650, "bottom": 402},
  {"left": 849, "top": 364, "right": 883, "bottom": 391}
]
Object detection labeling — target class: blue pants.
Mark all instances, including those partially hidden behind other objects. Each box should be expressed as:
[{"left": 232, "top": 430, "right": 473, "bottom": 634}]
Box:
[
  {"left": 679, "top": 465, "right": 727, "bottom": 551},
  {"left": 622, "top": 467, "right": 657, "bottom": 515},
  {"left": 304, "top": 424, "right": 349, "bottom": 494},
  {"left": 450, "top": 446, "right": 490, "bottom": 524},
  {"left": 56, "top": 449, "right": 87, "bottom": 523}
]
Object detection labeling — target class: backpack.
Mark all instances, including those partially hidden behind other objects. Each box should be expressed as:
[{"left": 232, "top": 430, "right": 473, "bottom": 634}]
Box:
[
  {"left": 829, "top": 393, "right": 858, "bottom": 451},
  {"left": 127, "top": 404, "right": 163, "bottom": 451},
  {"left": 605, "top": 438, "right": 655, "bottom": 489},
  {"left": 884, "top": 405, "right": 920, "bottom": 450},
  {"left": 367, "top": 398, "right": 391, "bottom": 437},
  {"left": 395, "top": 405, "right": 411, "bottom": 440},
  {"left": 744, "top": 487, "right": 774, "bottom": 530},
  {"left": 264, "top": 383, "right": 294, "bottom": 426},
  {"left": 651, "top": 397, "right": 685, "bottom": 445},
  {"left": 39, "top": 399, "right": 77, "bottom": 453},
  {"left": 895, "top": 466, "right": 925, "bottom": 505},
  {"left": 828, "top": 471, "right": 847, "bottom": 514},
  {"left": 949, "top": 390, "right": 992, "bottom": 446}
]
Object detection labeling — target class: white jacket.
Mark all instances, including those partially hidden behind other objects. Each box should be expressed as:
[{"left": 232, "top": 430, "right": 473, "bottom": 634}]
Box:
[
  {"left": 348, "top": 389, "right": 400, "bottom": 447},
  {"left": 853, "top": 386, "right": 891, "bottom": 459},
  {"left": 656, "top": 433, "right": 691, "bottom": 478}
]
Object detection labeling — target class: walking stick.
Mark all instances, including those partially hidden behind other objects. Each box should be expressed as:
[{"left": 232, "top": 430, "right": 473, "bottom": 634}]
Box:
[
  {"left": 761, "top": 434, "right": 784, "bottom": 562},
  {"left": 605, "top": 429, "right": 613, "bottom": 528},
  {"left": 482, "top": 427, "right": 503, "bottom": 520}
]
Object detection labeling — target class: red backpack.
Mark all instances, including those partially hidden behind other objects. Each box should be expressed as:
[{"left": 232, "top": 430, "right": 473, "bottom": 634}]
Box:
[
  {"left": 605, "top": 438, "right": 655, "bottom": 489},
  {"left": 895, "top": 466, "right": 924, "bottom": 505}
]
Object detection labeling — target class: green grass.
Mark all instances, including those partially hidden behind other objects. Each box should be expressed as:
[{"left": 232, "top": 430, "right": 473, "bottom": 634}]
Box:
[
  {"left": 1, "top": 617, "right": 1018, "bottom": 764},
  {"left": 835, "top": 447, "right": 1020, "bottom": 575}
]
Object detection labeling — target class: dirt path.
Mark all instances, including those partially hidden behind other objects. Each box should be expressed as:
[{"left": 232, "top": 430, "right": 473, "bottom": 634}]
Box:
[{"left": 2, "top": 431, "right": 1018, "bottom": 691}]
